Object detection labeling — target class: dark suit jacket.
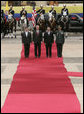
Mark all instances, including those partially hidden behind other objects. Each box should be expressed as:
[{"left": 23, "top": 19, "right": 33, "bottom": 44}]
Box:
[
  {"left": 55, "top": 30, "right": 65, "bottom": 44},
  {"left": 44, "top": 32, "right": 54, "bottom": 44},
  {"left": 33, "top": 30, "right": 42, "bottom": 44},
  {"left": 21, "top": 32, "right": 31, "bottom": 44}
]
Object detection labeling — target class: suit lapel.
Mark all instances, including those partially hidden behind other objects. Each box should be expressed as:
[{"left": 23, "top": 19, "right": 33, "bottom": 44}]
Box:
[
  {"left": 24, "top": 32, "right": 26, "bottom": 38},
  {"left": 27, "top": 32, "right": 29, "bottom": 37}
]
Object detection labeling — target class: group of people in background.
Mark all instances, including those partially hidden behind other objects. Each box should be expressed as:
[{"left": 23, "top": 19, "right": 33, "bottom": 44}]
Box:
[
  {"left": 20, "top": 5, "right": 66, "bottom": 59},
  {"left": 1, "top": 5, "right": 67, "bottom": 58},
  {"left": 21, "top": 25, "right": 65, "bottom": 58},
  {"left": 1, "top": 4, "right": 69, "bottom": 20}
]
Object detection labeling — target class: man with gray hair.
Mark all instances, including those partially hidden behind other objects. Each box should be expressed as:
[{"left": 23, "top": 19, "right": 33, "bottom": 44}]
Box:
[{"left": 33, "top": 25, "right": 42, "bottom": 58}]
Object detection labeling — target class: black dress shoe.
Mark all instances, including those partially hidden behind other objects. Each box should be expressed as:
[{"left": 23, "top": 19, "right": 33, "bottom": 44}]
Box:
[
  {"left": 49, "top": 55, "right": 52, "bottom": 58},
  {"left": 58, "top": 56, "right": 61, "bottom": 58},
  {"left": 25, "top": 56, "right": 29, "bottom": 58}
]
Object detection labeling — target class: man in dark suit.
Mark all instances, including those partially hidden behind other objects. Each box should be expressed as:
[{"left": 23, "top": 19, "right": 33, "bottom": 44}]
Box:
[
  {"left": 33, "top": 25, "right": 42, "bottom": 58},
  {"left": 44, "top": 27, "right": 54, "bottom": 57},
  {"left": 55, "top": 26, "right": 65, "bottom": 58},
  {"left": 21, "top": 27, "right": 31, "bottom": 58}
]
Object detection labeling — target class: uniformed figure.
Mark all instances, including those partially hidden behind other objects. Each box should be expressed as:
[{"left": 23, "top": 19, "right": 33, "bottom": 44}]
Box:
[
  {"left": 20, "top": 7, "right": 27, "bottom": 18},
  {"left": 9, "top": 6, "right": 15, "bottom": 17},
  {"left": 8, "top": 11, "right": 13, "bottom": 20},
  {"left": 55, "top": 26, "right": 65, "bottom": 58},
  {"left": 1, "top": 10, "right": 4, "bottom": 18},
  {"left": 61, "top": 4, "right": 69, "bottom": 16},
  {"left": 33, "top": 25, "right": 42, "bottom": 58},
  {"left": 61, "top": 5, "right": 69, "bottom": 30},
  {"left": 21, "top": 27, "right": 31, "bottom": 58},
  {"left": 36, "top": 5, "right": 45, "bottom": 14},
  {"left": 44, "top": 27, "right": 54, "bottom": 57},
  {"left": 49, "top": 6, "right": 56, "bottom": 18}
]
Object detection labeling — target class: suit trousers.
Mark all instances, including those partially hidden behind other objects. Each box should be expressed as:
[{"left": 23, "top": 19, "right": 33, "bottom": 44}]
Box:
[
  {"left": 34, "top": 43, "right": 41, "bottom": 57},
  {"left": 24, "top": 43, "right": 30, "bottom": 58},
  {"left": 56, "top": 43, "right": 63, "bottom": 57},
  {"left": 45, "top": 43, "right": 52, "bottom": 57}
]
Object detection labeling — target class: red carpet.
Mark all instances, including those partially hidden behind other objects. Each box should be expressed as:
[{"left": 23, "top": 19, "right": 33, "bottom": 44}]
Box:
[
  {"left": 67, "top": 72, "right": 83, "bottom": 77},
  {"left": 1, "top": 43, "right": 81, "bottom": 113}
]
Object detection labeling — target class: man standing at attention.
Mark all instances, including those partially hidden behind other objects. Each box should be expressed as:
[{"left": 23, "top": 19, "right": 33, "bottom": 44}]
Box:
[
  {"left": 33, "top": 25, "right": 42, "bottom": 58},
  {"left": 44, "top": 27, "right": 54, "bottom": 58},
  {"left": 55, "top": 26, "right": 65, "bottom": 58},
  {"left": 21, "top": 27, "right": 31, "bottom": 58}
]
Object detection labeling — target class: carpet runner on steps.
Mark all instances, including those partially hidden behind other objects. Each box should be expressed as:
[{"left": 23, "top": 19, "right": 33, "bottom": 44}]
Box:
[{"left": 1, "top": 43, "right": 81, "bottom": 113}]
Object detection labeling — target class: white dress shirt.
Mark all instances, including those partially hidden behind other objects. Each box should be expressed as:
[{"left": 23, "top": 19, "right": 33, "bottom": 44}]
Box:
[
  {"left": 48, "top": 31, "right": 50, "bottom": 35},
  {"left": 36, "top": 30, "right": 39, "bottom": 34},
  {"left": 25, "top": 32, "right": 28, "bottom": 37}
]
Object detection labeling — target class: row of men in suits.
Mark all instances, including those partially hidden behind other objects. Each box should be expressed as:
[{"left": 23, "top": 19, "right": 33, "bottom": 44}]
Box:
[{"left": 21, "top": 25, "right": 65, "bottom": 58}]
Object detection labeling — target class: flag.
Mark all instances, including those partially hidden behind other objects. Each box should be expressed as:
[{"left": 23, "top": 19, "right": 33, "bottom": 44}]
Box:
[
  {"left": 32, "top": 5, "right": 37, "bottom": 27},
  {"left": 5, "top": 1, "right": 9, "bottom": 15}
]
